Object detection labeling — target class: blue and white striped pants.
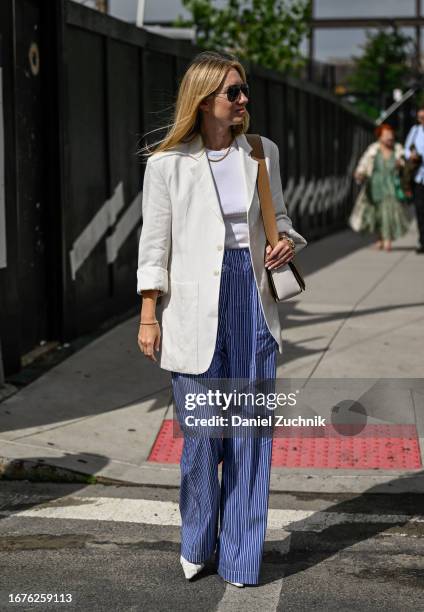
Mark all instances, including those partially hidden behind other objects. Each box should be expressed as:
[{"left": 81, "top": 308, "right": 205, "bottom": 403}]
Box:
[{"left": 171, "top": 247, "right": 278, "bottom": 585}]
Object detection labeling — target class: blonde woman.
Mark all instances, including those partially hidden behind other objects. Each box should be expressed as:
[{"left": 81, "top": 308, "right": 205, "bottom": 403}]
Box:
[{"left": 136, "top": 51, "right": 307, "bottom": 587}]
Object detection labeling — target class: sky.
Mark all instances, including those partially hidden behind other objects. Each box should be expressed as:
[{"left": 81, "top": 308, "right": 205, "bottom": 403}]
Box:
[
  {"left": 75, "top": 0, "right": 421, "bottom": 63},
  {"left": 313, "top": 0, "right": 418, "bottom": 62}
]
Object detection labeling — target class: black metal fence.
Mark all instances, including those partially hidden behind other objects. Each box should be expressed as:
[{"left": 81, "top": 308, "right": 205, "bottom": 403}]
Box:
[{"left": 0, "top": 0, "right": 373, "bottom": 376}]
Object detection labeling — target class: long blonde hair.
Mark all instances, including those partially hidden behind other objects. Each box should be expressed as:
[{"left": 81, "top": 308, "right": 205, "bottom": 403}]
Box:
[{"left": 137, "top": 51, "right": 250, "bottom": 161}]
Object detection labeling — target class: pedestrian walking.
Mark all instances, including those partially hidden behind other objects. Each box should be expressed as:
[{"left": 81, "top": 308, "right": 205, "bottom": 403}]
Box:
[
  {"left": 404, "top": 104, "right": 424, "bottom": 254},
  {"left": 136, "top": 51, "right": 307, "bottom": 587},
  {"left": 349, "top": 123, "right": 410, "bottom": 251}
]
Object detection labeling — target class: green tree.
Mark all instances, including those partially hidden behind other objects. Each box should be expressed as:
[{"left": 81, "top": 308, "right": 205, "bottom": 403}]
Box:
[
  {"left": 348, "top": 29, "right": 414, "bottom": 120},
  {"left": 173, "top": 0, "right": 311, "bottom": 75}
]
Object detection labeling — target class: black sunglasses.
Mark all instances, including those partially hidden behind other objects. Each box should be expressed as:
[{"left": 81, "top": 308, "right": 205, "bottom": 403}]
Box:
[{"left": 214, "top": 83, "right": 250, "bottom": 102}]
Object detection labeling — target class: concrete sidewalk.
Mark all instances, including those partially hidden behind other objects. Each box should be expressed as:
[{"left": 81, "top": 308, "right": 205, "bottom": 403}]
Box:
[{"left": 0, "top": 221, "right": 423, "bottom": 493}]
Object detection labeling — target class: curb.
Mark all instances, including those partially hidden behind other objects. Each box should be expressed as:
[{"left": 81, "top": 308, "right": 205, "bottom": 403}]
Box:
[
  {"left": 0, "top": 457, "right": 125, "bottom": 486},
  {"left": 2, "top": 456, "right": 424, "bottom": 495}
]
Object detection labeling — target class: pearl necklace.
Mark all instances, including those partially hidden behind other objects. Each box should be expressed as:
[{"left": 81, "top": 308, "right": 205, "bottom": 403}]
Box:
[{"left": 205, "top": 137, "right": 236, "bottom": 162}]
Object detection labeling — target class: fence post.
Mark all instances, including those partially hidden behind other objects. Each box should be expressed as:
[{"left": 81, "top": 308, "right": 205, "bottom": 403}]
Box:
[{"left": 0, "top": 338, "right": 4, "bottom": 386}]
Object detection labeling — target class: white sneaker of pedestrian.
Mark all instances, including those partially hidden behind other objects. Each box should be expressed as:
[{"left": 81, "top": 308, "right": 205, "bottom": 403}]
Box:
[{"left": 180, "top": 555, "right": 205, "bottom": 580}]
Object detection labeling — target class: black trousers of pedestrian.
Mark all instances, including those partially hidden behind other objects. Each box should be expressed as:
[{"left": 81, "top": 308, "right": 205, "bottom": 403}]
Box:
[{"left": 413, "top": 182, "right": 424, "bottom": 247}]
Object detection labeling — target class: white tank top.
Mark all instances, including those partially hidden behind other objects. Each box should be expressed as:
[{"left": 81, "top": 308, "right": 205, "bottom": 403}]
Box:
[{"left": 205, "top": 140, "right": 249, "bottom": 249}]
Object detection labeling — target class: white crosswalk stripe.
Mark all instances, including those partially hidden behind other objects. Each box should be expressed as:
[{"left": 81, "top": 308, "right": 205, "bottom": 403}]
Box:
[{"left": 1, "top": 496, "right": 422, "bottom": 532}]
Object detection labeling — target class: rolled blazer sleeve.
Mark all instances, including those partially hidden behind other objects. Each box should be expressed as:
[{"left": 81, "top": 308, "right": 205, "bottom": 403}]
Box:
[
  {"left": 136, "top": 158, "right": 171, "bottom": 296},
  {"left": 269, "top": 141, "right": 307, "bottom": 254}
]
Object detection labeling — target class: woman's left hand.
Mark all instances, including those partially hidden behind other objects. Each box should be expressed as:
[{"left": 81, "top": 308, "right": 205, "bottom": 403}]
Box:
[{"left": 265, "top": 239, "right": 295, "bottom": 270}]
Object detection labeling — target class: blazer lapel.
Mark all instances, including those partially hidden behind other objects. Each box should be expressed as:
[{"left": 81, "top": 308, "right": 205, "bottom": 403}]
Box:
[{"left": 186, "top": 132, "right": 259, "bottom": 222}]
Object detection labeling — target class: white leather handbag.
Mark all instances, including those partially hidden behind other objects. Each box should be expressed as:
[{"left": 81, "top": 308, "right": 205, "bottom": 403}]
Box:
[{"left": 246, "top": 133, "right": 306, "bottom": 302}]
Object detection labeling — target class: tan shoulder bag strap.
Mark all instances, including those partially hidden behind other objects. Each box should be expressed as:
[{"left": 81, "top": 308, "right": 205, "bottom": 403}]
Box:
[
  {"left": 246, "top": 133, "right": 305, "bottom": 290},
  {"left": 245, "top": 133, "right": 279, "bottom": 248}
]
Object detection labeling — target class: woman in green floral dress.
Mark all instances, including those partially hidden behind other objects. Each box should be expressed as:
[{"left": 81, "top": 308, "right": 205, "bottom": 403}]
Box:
[{"left": 351, "top": 124, "right": 410, "bottom": 251}]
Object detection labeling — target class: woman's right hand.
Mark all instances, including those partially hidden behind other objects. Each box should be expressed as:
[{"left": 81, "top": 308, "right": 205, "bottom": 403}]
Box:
[{"left": 138, "top": 322, "right": 161, "bottom": 363}]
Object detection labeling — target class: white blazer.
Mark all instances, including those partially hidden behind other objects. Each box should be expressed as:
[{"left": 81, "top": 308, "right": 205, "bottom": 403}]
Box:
[{"left": 137, "top": 132, "right": 307, "bottom": 374}]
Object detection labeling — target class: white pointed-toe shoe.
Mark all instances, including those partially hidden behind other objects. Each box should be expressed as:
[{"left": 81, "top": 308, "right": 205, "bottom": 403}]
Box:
[
  {"left": 180, "top": 555, "right": 205, "bottom": 580},
  {"left": 224, "top": 579, "right": 244, "bottom": 588}
]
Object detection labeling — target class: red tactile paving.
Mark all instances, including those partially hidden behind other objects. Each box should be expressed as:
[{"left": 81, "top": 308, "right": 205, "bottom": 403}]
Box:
[
  {"left": 147, "top": 420, "right": 422, "bottom": 470},
  {"left": 148, "top": 419, "right": 184, "bottom": 464}
]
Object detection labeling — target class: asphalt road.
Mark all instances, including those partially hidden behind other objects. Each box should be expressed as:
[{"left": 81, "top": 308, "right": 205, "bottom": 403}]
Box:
[{"left": 0, "top": 481, "right": 423, "bottom": 611}]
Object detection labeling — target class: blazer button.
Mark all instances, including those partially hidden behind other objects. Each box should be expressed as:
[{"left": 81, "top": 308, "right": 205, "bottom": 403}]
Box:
[
  {"left": 214, "top": 270, "right": 220, "bottom": 276},
  {"left": 217, "top": 245, "right": 223, "bottom": 251}
]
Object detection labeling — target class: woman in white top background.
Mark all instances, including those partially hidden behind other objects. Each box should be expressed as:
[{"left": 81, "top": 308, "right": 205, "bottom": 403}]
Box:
[{"left": 137, "top": 51, "right": 307, "bottom": 587}]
